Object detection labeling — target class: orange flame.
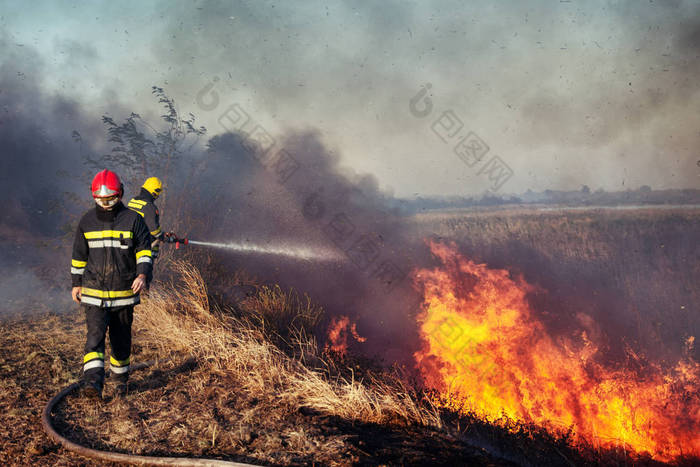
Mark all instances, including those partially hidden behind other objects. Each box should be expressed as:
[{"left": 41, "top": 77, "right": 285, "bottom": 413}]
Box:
[
  {"left": 325, "top": 315, "right": 367, "bottom": 357},
  {"left": 413, "top": 241, "right": 699, "bottom": 460}
]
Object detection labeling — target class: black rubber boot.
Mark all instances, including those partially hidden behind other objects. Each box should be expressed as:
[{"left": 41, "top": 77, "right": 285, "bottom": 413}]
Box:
[{"left": 81, "top": 379, "right": 103, "bottom": 399}]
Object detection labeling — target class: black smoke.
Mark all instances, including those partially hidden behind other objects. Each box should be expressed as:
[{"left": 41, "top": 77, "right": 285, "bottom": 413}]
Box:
[{"left": 179, "top": 126, "right": 430, "bottom": 363}]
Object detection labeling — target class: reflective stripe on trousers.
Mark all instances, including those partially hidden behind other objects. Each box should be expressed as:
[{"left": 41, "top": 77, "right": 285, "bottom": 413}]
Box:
[
  {"left": 82, "top": 304, "right": 134, "bottom": 384},
  {"left": 110, "top": 355, "right": 130, "bottom": 374},
  {"left": 83, "top": 351, "right": 105, "bottom": 372}
]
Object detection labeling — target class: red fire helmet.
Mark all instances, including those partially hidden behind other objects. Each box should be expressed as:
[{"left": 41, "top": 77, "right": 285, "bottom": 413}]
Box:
[{"left": 91, "top": 169, "right": 123, "bottom": 206}]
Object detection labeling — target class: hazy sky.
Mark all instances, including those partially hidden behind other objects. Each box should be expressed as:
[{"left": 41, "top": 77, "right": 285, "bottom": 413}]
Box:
[{"left": 3, "top": 0, "right": 700, "bottom": 197}]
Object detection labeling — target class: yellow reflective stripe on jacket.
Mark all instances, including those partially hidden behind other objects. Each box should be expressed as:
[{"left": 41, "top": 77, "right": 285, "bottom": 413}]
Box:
[
  {"left": 81, "top": 288, "right": 135, "bottom": 298},
  {"left": 128, "top": 199, "right": 147, "bottom": 209},
  {"left": 84, "top": 351, "right": 105, "bottom": 363},
  {"left": 150, "top": 227, "right": 162, "bottom": 236},
  {"left": 135, "top": 249, "right": 152, "bottom": 259},
  {"left": 83, "top": 230, "right": 133, "bottom": 239},
  {"left": 71, "top": 259, "right": 87, "bottom": 268},
  {"left": 110, "top": 356, "right": 130, "bottom": 366}
]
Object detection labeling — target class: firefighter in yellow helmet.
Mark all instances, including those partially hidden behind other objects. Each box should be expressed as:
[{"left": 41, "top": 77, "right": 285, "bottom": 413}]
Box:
[{"left": 127, "top": 177, "right": 165, "bottom": 286}]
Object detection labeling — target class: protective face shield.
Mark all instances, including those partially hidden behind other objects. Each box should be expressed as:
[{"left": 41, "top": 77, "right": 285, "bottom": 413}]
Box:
[{"left": 94, "top": 194, "right": 120, "bottom": 209}]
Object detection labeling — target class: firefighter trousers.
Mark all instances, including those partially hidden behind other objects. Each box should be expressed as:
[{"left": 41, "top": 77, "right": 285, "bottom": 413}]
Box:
[{"left": 81, "top": 304, "right": 133, "bottom": 385}]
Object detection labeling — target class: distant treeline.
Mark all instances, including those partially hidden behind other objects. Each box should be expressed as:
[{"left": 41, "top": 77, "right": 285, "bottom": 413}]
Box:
[{"left": 394, "top": 187, "right": 700, "bottom": 213}]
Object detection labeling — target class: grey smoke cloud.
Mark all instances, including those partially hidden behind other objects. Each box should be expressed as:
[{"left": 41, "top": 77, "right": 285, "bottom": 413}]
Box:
[
  {"left": 4, "top": 0, "right": 699, "bottom": 194},
  {"left": 147, "top": 0, "right": 700, "bottom": 194},
  {"left": 188, "top": 124, "right": 425, "bottom": 358},
  {"left": 0, "top": 17, "right": 695, "bottom": 367}
]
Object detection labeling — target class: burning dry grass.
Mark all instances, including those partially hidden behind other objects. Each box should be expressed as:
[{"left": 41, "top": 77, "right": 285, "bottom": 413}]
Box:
[
  {"left": 413, "top": 240, "right": 700, "bottom": 463},
  {"left": 36, "top": 259, "right": 468, "bottom": 465},
  {"left": 138, "top": 260, "right": 440, "bottom": 428},
  {"left": 419, "top": 207, "right": 700, "bottom": 364},
  {"left": 3, "top": 258, "right": 494, "bottom": 466},
  {"left": 3, "top": 256, "right": 693, "bottom": 465}
]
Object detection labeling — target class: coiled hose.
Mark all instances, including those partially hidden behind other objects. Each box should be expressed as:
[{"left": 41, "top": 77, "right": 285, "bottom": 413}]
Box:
[{"left": 42, "top": 360, "right": 260, "bottom": 466}]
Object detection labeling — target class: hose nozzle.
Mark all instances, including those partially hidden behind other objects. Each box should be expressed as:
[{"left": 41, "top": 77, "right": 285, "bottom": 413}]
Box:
[{"left": 164, "top": 232, "right": 188, "bottom": 249}]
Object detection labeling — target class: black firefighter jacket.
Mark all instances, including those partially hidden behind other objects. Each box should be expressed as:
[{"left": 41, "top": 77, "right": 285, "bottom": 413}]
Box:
[
  {"left": 128, "top": 188, "right": 163, "bottom": 258},
  {"left": 71, "top": 202, "right": 153, "bottom": 308}
]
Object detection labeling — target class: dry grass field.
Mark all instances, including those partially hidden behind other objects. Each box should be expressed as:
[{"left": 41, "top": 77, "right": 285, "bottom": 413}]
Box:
[
  {"left": 0, "top": 260, "right": 506, "bottom": 466},
  {"left": 1, "top": 206, "right": 698, "bottom": 465}
]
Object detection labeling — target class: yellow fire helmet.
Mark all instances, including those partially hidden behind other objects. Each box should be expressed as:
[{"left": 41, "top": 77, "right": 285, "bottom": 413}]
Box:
[{"left": 142, "top": 177, "right": 163, "bottom": 198}]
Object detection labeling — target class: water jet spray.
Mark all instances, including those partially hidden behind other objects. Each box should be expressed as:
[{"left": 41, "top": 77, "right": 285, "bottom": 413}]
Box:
[{"left": 176, "top": 237, "right": 343, "bottom": 262}]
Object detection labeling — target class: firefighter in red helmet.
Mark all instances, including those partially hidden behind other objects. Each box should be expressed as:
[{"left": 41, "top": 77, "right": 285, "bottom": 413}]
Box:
[{"left": 70, "top": 169, "right": 152, "bottom": 398}]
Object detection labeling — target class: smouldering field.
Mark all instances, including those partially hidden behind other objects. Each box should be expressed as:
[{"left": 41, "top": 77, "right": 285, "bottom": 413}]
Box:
[{"left": 0, "top": 206, "right": 698, "bottom": 466}]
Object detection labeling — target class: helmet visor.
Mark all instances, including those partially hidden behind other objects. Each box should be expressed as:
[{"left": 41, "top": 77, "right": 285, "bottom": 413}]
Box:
[
  {"left": 94, "top": 194, "right": 119, "bottom": 208},
  {"left": 93, "top": 183, "right": 119, "bottom": 198}
]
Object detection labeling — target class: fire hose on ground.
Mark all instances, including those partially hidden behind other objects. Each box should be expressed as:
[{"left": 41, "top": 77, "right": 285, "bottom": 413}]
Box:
[
  {"left": 42, "top": 359, "right": 260, "bottom": 467},
  {"left": 42, "top": 233, "right": 342, "bottom": 464}
]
